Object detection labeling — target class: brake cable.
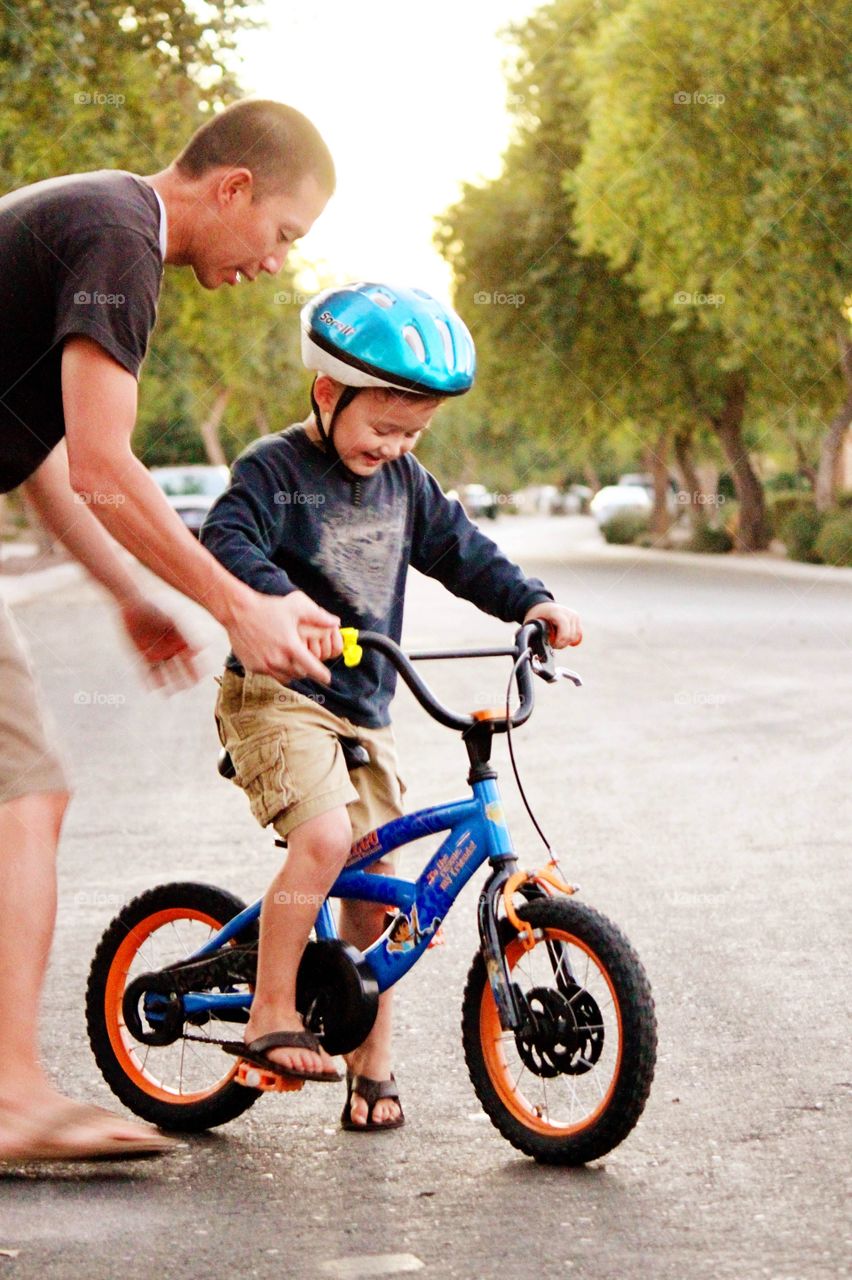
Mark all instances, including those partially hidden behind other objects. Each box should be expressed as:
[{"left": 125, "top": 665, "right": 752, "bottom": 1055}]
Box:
[{"left": 504, "top": 649, "right": 553, "bottom": 856}]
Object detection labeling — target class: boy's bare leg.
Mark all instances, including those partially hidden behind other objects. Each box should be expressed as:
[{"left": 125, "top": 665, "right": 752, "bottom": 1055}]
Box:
[
  {"left": 244, "top": 806, "right": 352, "bottom": 1076},
  {"left": 339, "top": 883, "right": 400, "bottom": 1127},
  {"left": 0, "top": 792, "right": 167, "bottom": 1155}
]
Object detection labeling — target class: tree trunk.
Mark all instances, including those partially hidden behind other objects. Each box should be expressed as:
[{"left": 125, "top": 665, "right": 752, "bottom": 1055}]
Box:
[
  {"left": 711, "top": 374, "right": 770, "bottom": 551},
  {"left": 199, "top": 389, "right": 231, "bottom": 465},
  {"left": 647, "top": 427, "right": 671, "bottom": 536},
  {"left": 815, "top": 328, "right": 852, "bottom": 512},
  {"left": 673, "top": 427, "right": 703, "bottom": 524}
]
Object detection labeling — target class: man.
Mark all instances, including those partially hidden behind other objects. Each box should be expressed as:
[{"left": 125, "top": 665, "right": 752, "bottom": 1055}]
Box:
[{"left": 0, "top": 99, "right": 342, "bottom": 1162}]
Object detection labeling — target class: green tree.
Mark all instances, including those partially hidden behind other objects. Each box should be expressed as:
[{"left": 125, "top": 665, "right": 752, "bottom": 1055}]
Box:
[{"left": 570, "top": 0, "right": 851, "bottom": 523}]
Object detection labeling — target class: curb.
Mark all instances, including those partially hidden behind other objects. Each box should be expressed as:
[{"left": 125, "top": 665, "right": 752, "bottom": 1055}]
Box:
[
  {"left": 590, "top": 541, "right": 852, "bottom": 583},
  {"left": 0, "top": 561, "right": 83, "bottom": 606}
]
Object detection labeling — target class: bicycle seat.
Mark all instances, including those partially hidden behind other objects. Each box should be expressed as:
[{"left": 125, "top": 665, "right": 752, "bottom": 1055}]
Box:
[{"left": 217, "top": 736, "right": 370, "bottom": 781}]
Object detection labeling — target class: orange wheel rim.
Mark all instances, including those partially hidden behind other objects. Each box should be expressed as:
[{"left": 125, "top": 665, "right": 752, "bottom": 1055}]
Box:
[
  {"left": 480, "top": 928, "right": 623, "bottom": 1136},
  {"left": 103, "top": 907, "right": 239, "bottom": 1104}
]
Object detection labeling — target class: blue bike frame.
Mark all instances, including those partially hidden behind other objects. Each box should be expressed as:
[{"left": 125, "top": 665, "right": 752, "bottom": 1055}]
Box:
[{"left": 180, "top": 776, "right": 513, "bottom": 1020}]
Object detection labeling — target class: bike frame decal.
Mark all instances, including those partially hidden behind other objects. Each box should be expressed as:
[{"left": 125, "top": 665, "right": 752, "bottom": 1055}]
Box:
[{"left": 183, "top": 778, "right": 515, "bottom": 1005}]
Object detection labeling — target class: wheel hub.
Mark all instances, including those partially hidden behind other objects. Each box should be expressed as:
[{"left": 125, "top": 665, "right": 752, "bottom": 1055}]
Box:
[{"left": 515, "top": 984, "right": 605, "bottom": 1077}]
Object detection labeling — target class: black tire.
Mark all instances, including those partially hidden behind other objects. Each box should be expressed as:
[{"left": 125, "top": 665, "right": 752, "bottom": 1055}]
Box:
[
  {"left": 86, "top": 881, "right": 262, "bottom": 1132},
  {"left": 462, "top": 896, "right": 656, "bottom": 1165}
]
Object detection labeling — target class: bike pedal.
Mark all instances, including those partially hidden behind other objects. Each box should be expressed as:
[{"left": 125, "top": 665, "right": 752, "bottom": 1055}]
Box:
[{"left": 235, "top": 1060, "right": 305, "bottom": 1093}]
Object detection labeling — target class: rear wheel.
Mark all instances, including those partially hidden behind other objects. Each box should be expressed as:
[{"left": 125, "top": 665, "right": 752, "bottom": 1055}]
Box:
[
  {"left": 462, "top": 896, "right": 656, "bottom": 1164},
  {"left": 86, "top": 882, "right": 261, "bottom": 1132}
]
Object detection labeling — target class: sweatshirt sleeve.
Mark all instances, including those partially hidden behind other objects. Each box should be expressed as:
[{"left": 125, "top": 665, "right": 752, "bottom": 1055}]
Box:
[
  {"left": 199, "top": 446, "right": 298, "bottom": 597},
  {"left": 409, "top": 463, "right": 553, "bottom": 622}
]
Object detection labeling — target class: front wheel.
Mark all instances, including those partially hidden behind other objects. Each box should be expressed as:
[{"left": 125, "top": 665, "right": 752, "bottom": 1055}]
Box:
[
  {"left": 86, "top": 882, "right": 261, "bottom": 1132},
  {"left": 462, "top": 897, "right": 656, "bottom": 1165}
]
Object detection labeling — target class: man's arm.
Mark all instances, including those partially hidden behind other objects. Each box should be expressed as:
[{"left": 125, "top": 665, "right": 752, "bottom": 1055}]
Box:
[
  {"left": 23, "top": 440, "right": 199, "bottom": 684},
  {"left": 61, "top": 336, "right": 339, "bottom": 680}
]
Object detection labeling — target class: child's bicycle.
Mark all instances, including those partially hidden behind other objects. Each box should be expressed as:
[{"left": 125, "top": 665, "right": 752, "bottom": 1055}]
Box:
[{"left": 86, "top": 622, "right": 656, "bottom": 1165}]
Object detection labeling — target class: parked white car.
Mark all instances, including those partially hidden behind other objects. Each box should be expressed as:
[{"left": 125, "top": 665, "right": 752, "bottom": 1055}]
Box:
[
  {"left": 149, "top": 464, "right": 230, "bottom": 537},
  {"left": 589, "top": 484, "right": 652, "bottom": 526}
]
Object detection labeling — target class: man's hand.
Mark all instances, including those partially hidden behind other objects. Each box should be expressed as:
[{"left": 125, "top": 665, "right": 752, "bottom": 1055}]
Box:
[
  {"left": 226, "top": 590, "right": 342, "bottom": 682},
  {"left": 524, "top": 601, "right": 582, "bottom": 648},
  {"left": 119, "top": 598, "right": 200, "bottom": 690}
]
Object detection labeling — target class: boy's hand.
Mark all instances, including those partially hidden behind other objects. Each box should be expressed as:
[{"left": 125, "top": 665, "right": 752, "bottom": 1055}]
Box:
[
  {"left": 524, "top": 601, "right": 582, "bottom": 648},
  {"left": 225, "top": 589, "right": 340, "bottom": 683}
]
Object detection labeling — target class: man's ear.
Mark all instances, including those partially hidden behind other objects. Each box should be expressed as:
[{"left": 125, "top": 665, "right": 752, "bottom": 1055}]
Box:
[{"left": 217, "top": 167, "right": 254, "bottom": 206}]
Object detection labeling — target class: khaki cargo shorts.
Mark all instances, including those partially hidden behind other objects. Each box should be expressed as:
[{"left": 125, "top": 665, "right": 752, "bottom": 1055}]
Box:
[
  {"left": 0, "top": 596, "right": 69, "bottom": 803},
  {"left": 215, "top": 670, "right": 406, "bottom": 864}
]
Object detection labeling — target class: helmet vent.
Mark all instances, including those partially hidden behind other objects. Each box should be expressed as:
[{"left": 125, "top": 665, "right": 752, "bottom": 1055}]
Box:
[
  {"left": 371, "top": 290, "right": 394, "bottom": 309},
  {"left": 435, "top": 318, "right": 455, "bottom": 368},
  {"left": 402, "top": 325, "right": 426, "bottom": 362}
]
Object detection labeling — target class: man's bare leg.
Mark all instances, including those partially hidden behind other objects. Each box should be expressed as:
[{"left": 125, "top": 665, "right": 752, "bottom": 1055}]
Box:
[{"left": 0, "top": 791, "right": 172, "bottom": 1157}]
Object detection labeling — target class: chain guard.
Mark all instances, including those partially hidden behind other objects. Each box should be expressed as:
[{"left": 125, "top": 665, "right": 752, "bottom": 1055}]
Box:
[
  {"left": 515, "top": 984, "right": 605, "bottom": 1077},
  {"left": 121, "top": 939, "right": 379, "bottom": 1056}
]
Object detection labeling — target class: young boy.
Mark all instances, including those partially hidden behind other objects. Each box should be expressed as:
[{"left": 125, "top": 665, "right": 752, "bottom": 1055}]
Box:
[{"left": 201, "top": 283, "right": 581, "bottom": 1130}]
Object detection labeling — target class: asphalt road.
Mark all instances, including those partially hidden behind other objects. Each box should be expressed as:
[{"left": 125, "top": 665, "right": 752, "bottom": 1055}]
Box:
[{"left": 2, "top": 518, "right": 850, "bottom": 1280}]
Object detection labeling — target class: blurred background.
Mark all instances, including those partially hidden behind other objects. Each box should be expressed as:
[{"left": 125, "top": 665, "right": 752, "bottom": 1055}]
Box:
[{"left": 1, "top": 0, "right": 849, "bottom": 566}]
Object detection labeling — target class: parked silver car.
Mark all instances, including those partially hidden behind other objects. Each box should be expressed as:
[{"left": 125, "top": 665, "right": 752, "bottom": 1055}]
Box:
[{"left": 149, "top": 465, "right": 230, "bottom": 536}]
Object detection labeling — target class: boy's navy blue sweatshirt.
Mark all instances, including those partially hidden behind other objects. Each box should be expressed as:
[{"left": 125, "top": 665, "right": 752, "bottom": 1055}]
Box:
[{"left": 201, "top": 424, "right": 553, "bottom": 728}]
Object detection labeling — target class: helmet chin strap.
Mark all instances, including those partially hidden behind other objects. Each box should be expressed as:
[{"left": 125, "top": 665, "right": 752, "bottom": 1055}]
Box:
[{"left": 309, "top": 379, "right": 360, "bottom": 473}]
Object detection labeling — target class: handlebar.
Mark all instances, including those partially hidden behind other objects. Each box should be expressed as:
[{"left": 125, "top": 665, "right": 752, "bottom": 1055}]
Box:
[{"left": 339, "top": 621, "right": 580, "bottom": 734}]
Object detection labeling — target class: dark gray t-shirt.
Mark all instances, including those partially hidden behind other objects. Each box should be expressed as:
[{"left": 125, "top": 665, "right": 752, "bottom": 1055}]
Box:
[{"left": 0, "top": 170, "right": 163, "bottom": 492}]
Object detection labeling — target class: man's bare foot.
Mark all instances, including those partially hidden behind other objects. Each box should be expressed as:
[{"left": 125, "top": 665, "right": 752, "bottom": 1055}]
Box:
[{"left": 0, "top": 1091, "right": 176, "bottom": 1162}]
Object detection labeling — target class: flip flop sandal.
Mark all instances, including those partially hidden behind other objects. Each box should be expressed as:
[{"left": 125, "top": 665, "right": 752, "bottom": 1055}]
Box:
[
  {"left": 341, "top": 1072, "right": 405, "bottom": 1132},
  {"left": 0, "top": 1102, "right": 177, "bottom": 1164},
  {"left": 222, "top": 1031, "right": 342, "bottom": 1083}
]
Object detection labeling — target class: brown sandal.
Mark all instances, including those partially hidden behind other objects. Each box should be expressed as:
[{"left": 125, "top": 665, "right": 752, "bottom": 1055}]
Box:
[
  {"left": 341, "top": 1072, "right": 405, "bottom": 1132},
  {"left": 0, "top": 1101, "right": 177, "bottom": 1164},
  {"left": 222, "top": 1031, "right": 342, "bottom": 1083}
]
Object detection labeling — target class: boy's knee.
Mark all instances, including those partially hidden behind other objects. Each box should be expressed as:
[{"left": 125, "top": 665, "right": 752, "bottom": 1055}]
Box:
[{"left": 290, "top": 807, "right": 352, "bottom": 872}]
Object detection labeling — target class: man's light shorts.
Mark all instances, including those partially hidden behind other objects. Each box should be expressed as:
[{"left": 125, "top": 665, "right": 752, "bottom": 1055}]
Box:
[
  {"left": 0, "top": 597, "right": 69, "bottom": 803},
  {"left": 215, "top": 670, "right": 405, "bottom": 863}
]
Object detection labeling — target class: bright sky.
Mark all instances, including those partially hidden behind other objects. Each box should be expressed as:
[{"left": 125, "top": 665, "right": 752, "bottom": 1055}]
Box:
[{"left": 236, "top": 0, "right": 539, "bottom": 300}]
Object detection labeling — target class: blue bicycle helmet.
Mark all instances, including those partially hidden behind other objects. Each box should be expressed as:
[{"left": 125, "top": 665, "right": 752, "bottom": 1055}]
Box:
[{"left": 301, "top": 282, "right": 476, "bottom": 397}]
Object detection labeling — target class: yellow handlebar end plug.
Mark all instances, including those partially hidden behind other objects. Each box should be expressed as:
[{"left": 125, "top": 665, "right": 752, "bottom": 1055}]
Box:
[{"left": 340, "top": 627, "right": 363, "bottom": 667}]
